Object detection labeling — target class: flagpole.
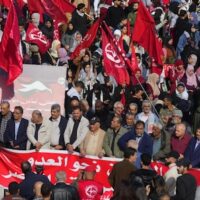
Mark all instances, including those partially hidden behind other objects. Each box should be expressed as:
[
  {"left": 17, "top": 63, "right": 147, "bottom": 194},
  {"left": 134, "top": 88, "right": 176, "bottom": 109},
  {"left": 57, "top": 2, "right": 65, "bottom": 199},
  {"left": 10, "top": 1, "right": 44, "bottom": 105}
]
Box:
[{"left": 133, "top": 74, "right": 164, "bottom": 126}]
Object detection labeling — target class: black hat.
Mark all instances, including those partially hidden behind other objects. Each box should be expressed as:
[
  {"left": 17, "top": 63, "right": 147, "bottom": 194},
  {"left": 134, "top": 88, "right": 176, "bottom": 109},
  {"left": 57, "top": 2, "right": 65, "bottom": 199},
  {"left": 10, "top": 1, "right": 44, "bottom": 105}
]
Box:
[
  {"left": 90, "top": 117, "right": 100, "bottom": 125},
  {"left": 176, "top": 158, "right": 191, "bottom": 168},
  {"left": 166, "top": 151, "right": 180, "bottom": 159}
]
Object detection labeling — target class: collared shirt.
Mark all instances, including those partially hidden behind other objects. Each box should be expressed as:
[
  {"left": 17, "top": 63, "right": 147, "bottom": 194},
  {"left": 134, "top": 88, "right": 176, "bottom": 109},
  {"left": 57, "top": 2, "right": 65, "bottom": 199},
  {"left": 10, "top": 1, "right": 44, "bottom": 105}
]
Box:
[
  {"left": 195, "top": 139, "right": 200, "bottom": 150},
  {"left": 14, "top": 121, "right": 20, "bottom": 140},
  {"left": 50, "top": 116, "right": 61, "bottom": 146}
]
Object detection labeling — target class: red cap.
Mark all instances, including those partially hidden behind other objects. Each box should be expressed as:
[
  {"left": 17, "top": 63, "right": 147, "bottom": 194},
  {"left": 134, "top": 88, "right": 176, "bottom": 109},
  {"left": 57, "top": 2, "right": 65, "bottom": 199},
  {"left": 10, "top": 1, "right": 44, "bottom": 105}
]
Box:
[{"left": 85, "top": 165, "right": 96, "bottom": 172}]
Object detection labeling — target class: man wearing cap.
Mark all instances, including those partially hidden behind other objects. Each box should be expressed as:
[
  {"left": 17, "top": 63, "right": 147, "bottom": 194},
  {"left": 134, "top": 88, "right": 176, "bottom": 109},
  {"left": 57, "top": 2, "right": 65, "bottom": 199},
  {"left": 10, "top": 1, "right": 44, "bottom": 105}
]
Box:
[
  {"left": 164, "top": 151, "right": 180, "bottom": 197},
  {"left": 80, "top": 117, "right": 105, "bottom": 158},
  {"left": 173, "top": 159, "right": 197, "bottom": 200},
  {"left": 171, "top": 123, "right": 191, "bottom": 156},
  {"left": 77, "top": 165, "right": 103, "bottom": 200}
]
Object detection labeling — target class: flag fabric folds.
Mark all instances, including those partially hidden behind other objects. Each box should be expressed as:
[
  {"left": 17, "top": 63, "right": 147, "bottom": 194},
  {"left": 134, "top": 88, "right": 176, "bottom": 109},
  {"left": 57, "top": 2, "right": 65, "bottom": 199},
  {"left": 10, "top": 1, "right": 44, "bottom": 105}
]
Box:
[
  {"left": 70, "top": 19, "right": 101, "bottom": 60},
  {"left": 26, "top": 23, "right": 51, "bottom": 54},
  {"left": 27, "top": 0, "right": 75, "bottom": 23},
  {"left": 0, "top": 3, "right": 23, "bottom": 85},
  {"left": 132, "top": 1, "right": 163, "bottom": 65},
  {"left": 101, "top": 22, "right": 130, "bottom": 85}
]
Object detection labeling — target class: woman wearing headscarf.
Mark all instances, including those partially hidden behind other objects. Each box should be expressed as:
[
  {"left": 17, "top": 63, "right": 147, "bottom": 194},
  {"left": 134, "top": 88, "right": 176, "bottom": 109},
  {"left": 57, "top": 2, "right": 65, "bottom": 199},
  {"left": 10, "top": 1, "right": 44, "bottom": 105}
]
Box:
[
  {"left": 61, "top": 22, "right": 76, "bottom": 53},
  {"left": 146, "top": 73, "right": 160, "bottom": 99},
  {"left": 181, "top": 64, "right": 199, "bottom": 93},
  {"left": 40, "top": 15, "right": 54, "bottom": 40}
]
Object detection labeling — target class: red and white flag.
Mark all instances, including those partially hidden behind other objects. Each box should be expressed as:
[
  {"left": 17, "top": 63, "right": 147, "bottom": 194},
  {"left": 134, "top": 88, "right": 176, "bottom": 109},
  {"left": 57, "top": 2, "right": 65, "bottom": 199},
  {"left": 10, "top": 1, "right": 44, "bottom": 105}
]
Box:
[
  {"left": 70, "top": 19, "right": 101, "bottom": 60},
  {"left": 0, "top": 3, "right": 23, "bottom": 85},
  {"left": 101, "top": 22, "right": 130, "bottom": 85},
  {"left": 26, "top": 23, "right": 51, "bottom": 54}
]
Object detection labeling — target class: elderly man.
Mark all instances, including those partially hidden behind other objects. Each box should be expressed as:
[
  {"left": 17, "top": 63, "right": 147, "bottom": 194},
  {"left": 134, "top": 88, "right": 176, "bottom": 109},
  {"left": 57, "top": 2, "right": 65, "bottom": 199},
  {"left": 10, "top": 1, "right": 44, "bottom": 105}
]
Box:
[
  {"left": 136, "top": 100, "right": 159, "bottom": 134},
  {"left": 123, "top": 112, "right": 135, "bottom": 130},
  {"left": 80, "top": 117, "right": 105, "bottom": 157},
  {"left": 27, "top": 110, "right": 51, "bottom": 150},
  {"left": 4, "top": 106, "right": 28, "bottom": 150},
  {"left": 106, "top": 101, "right": 125, "bottom": 129},
  {"left": 64, "top": 106, "right": 89, "bottom": 153},
  {"left": 152, "top": 123, "right": 171, "bottom": 161},
  {"left": 171, "top": 123, "right": 192, "bottom": 156},
  {"left": 51, "top": 171, "right": 79, "bottom": 200},
  {"left": 0, "top": 101, "right": 12, "bottom": 145},
  {"left": 103, "top": 116, "right": 127, "bottom": 158},
  {"left": 118, "top": 120, "right": 153, "bottom": 168},
  {"left": 170, "top": 109, "right": 192, "bottom": 135},
  {"left": 49, "top": 104, "right": 67, "bottom": 150}
]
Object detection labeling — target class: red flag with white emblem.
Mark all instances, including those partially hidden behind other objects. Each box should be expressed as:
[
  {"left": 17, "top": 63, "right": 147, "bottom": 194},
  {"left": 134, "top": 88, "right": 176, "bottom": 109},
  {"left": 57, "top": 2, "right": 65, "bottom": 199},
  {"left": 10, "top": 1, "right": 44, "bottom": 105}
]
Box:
[
  {"left": 101, "top": 22, "right": 130, "bottom": 85},
  {"left": 70, "top": 19, "right": 101, "bottom": 60},
  {"left": 26, "top": 23, "right": 51, "bottom": 54}
]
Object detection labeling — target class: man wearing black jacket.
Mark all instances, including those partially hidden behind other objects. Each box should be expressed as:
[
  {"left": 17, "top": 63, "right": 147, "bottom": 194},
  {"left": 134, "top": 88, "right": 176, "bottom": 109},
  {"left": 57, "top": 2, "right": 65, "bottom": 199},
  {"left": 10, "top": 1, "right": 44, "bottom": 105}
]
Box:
[
  {"left": 51, "top": 171, "right": 79, "bottom": 200},
  {"left": 4, "top": 106, "right": 28, "bottom": 150},
  {"left": 172, "top": 159, "right": 197, "bottom": 200},
  {"left": 49, "top": 104, "right": 68, "bottom": 150}
]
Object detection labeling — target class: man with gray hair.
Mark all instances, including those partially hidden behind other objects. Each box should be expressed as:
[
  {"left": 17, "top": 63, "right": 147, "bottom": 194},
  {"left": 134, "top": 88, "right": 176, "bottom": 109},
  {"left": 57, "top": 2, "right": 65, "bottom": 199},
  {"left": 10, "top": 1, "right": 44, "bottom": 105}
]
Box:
[
  {"left": 51, "top": 171, "right": 79, "bottom": 200},
  {"left": 136, "top": 100, "right": 159, "bottom": 134},
  {"left": 151, "top": 122, "right": 171, "bottom": 161},
  {"left": 27, "top": 110, "right": 51, "bottom": 150},
  {"left": 0, "top": 101, "right": 12, "bottom": 145},
  {"left": 49, "top": 104, "right": 68, "bottom": 150}
]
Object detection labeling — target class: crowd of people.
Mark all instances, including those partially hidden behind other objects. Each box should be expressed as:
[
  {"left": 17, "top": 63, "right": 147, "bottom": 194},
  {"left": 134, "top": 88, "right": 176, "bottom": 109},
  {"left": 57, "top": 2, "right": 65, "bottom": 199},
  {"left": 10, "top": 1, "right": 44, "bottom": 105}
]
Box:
[{"left": 1, "top": 0, "right": 200, "bottom": 199}]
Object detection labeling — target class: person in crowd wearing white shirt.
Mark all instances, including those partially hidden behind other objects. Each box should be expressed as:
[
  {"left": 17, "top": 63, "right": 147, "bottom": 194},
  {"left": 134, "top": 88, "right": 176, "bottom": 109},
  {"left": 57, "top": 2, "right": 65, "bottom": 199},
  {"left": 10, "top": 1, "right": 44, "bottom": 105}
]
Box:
[
  {"left": 164, "top": 151, "right": 180, "bottom": 197},
  {"left": 27, "top": 110, "right": 51, "bottom": 151},
  {"left": 49, "top": 104, "right": 68, "bottom": 150},
  {"left": 136, "top": 100, "right": 159, "bottom": 134},
  {"left": 64, "top": 106, "right": 89, "bottom": 153}
]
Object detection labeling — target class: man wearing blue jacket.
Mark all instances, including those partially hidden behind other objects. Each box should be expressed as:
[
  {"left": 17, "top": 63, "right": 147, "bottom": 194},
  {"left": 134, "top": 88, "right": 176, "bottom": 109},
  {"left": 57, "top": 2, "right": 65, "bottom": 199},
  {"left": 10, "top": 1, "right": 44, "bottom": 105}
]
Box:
[{"left": 118, "top": 120, "right": 153, "bottom": 168}]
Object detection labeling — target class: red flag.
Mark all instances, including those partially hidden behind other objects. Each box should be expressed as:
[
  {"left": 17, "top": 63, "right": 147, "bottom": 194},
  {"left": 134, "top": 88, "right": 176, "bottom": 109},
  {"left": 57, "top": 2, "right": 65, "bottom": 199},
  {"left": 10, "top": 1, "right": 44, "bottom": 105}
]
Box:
[
  {"left": 26, "top": 23, "right": 50, "bottom": 54},
  {"left": 132, "top": 1, "right": 163, "bottom": 65},
  {"left": 27, "top": 0, "right": 45, "bottom": 14},
  {"left": 53, "top": 21, "right": 61, "bottom": 40},
  {"left": 54, "top": 0, "right": 76, "bottom": 13},
  {"left": 0, "top": 3, "right": 23, "bottom": 85},
  {"left": 0, "top": 0, "right": 11, "bottom": 8},
  {"left": 101, "top": 22, "right": 130, "bottom": 85},
  {"left": 70, "top": 19, "right": 100, "bottom": 60},
  {"left": 40, "top": 0, "right": 67, "bottom": 23},
  {"left": 130, "top": 45, "right": 139, "bottom": 73}
]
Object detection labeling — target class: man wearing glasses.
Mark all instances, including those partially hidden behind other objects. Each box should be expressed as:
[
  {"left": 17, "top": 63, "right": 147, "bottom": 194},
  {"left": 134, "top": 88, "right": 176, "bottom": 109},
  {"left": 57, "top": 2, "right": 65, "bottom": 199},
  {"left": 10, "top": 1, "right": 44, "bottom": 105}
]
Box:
[{"left": 4, "top": 106, "right": 29, "bottom": 150}]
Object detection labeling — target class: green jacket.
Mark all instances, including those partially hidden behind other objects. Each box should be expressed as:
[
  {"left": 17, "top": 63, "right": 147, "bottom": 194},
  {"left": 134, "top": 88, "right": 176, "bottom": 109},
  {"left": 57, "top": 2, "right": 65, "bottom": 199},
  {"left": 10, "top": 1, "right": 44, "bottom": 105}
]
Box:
[
  {"left": 128, "top": 11, "right": 137, "bottom": 27},
  {"left": 103, "top": 127, "right": 127, "bottom": 158}
]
